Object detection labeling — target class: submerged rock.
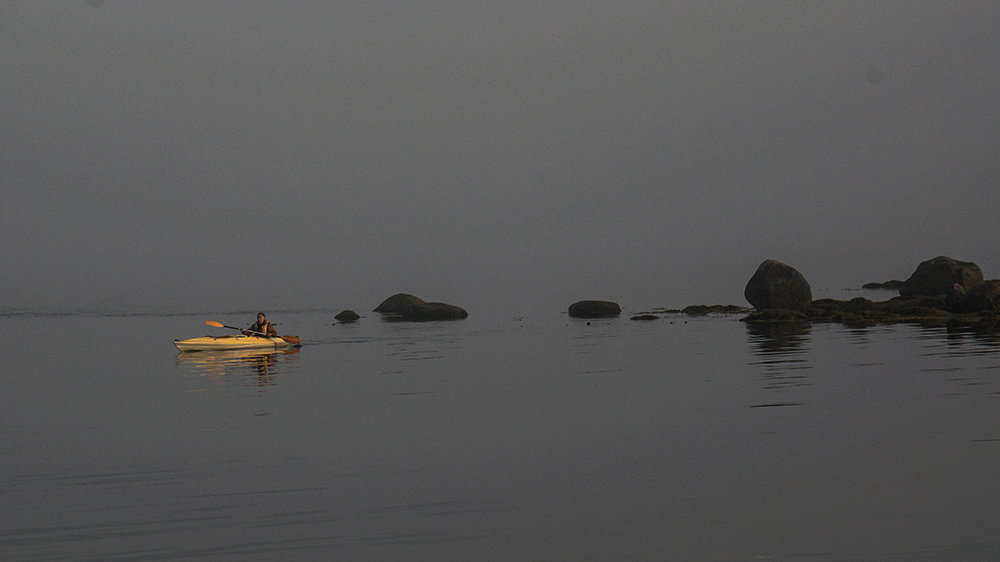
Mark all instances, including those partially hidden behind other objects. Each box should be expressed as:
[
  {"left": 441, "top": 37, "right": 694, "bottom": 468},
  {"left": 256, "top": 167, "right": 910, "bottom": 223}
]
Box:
[
  {"left": 568, "top": 300, "right": 621, "bottom": 318},
  {"left": 742, "top": 308, "right": 811, "bottom": 324},
  {"left": 682, "top": 304, "right": 751, "bottom": 315},
  {"left": 742, "top": 293, "right": 998, "bottom": 328},
  {"left": 862, "top": 280, "right": 906, "bottom": 291}
]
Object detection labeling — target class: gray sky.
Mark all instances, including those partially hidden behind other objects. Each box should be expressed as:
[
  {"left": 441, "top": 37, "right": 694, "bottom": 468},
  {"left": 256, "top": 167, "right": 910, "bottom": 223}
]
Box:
[{"left": 2, "top": 1, "right": 999, "bottom": 313}]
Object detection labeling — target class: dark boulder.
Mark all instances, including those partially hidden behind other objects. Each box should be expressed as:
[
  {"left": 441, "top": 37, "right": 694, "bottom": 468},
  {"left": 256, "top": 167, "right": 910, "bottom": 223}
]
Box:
[
  {"left": 899, "top": 256, "right": 983, "bottom": 297},
  {"left": 374, "top": 293, "right": 467, "bottom": 321},
  {"left": 374, "top": 293, "right": 425, "bottom": 314},
  {"left": 842, "top": 297, "right": 876, "bottom": 313},
  {"left": 956, "top": 280, "right": 1000, "bottom": 314},
  {"left": 394, "top": 302, "right": 468, "bottom": 322},
  {"left": 334, "top": 310, "right": 360, "bottom": 322},
  {"left": 744, "top": 260, "right": 813, "bottom": 310},
  {"left": 945, "top": 283, "right": 967, "bottom": 311},
  {"left": 568, "top": 300, "right": 621, "bottom": 318}
]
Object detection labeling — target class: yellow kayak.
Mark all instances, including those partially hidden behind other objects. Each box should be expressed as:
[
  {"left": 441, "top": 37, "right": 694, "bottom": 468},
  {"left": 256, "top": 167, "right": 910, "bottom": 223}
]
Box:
[{"left": 174, "top": 334, "right": 299, "bottom": 352}]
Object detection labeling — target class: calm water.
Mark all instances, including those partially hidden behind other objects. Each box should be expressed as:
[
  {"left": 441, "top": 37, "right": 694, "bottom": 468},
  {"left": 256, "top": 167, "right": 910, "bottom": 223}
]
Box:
[{"left": 1, "top": 307, "right": 998, "bottom": 560}]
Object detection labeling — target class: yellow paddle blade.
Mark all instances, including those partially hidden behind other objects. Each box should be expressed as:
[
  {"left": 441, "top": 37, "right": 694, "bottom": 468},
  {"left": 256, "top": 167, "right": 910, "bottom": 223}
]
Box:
[{"left": 204, "top": 320, "right": 225, "bottom": 328}]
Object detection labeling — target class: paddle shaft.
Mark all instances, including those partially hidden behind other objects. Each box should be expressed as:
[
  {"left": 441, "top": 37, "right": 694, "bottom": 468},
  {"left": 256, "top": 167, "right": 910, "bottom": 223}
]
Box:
[{"left": 205, "top": 320, "right": 259, "bottom": 334}]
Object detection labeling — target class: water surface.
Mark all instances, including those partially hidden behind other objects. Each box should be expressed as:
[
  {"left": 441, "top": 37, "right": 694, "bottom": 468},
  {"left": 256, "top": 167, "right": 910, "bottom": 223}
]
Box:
[{"left": 1, "top": 309, "right": 998, "bottom": 560}]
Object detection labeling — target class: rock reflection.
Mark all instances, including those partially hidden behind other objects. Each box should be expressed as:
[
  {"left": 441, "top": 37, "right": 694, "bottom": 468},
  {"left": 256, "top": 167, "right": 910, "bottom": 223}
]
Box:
[
  {"left": 920, "top": 324, "right": 1000, "bottom": 359},
  {"left": 746, "top": 322, "right": 812, "bottom": 404},
  {"left": 913, "top": 325, "right": 1000, "bottom": 394},
  {"left": 176, "top": 347, "right": 300, "bottom": 386}
]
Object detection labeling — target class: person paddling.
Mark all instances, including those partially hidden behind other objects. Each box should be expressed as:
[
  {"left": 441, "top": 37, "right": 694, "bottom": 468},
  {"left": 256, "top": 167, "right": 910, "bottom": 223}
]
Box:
[{"left": 243, "top": 312, "right": 279, "bottom": 337}]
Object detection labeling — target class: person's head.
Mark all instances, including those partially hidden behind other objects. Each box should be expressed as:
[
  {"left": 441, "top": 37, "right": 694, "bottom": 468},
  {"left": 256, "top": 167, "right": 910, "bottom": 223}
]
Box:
[{"left": 257, "top": 312, "right": 266, "bottom": 322}]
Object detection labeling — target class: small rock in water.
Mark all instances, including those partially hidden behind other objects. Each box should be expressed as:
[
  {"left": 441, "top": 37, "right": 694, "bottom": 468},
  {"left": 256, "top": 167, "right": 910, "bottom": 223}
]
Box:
[{"left": 334, "top": 310, "right": 360, "bottom": 322}]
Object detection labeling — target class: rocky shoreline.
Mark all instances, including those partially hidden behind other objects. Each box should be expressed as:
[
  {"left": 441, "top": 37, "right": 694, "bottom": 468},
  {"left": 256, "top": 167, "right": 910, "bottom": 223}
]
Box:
[
  {"left": 630, "top": 298, "right": 999, "bottom": 329},
  {"left": 615, "top": 256, "right": 1000, "bottom": 329},
  {"left": 741, "top": 294, "right": 1000, "bottom": 328},
  {"left": 338, "top": 256, "right": 999, "bottom": 330},
  {"left": 709, "top": 256, "right": 999, "bottom": 329}
]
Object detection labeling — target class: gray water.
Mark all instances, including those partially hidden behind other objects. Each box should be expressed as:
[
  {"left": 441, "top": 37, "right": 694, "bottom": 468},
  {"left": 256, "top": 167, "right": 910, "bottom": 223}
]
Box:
[{"left": 1, "top": 307, "right": 998, "bottom": 560}]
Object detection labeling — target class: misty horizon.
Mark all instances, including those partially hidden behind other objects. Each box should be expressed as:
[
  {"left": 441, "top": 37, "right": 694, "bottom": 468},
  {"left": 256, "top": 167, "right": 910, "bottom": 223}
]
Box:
[{"left": 3, "top": 2, "right": 998, "bottom": 314}]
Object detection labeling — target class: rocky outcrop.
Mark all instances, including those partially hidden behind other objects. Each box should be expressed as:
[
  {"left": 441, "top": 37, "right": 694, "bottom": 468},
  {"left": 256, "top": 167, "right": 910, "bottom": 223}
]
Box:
[
  {"left": 742, "top": 290, "right": 999, "bottom": 328},
  {"left": 744, "top": 260, "right": 812, "bottom": 310},
  {"left": 334, "top": 310, "right": 360, "bottom": 322},
  {"left": 740, "top": 256, "right": 997, "bottom": 327},
  {"left": 374, "top": 293, "right": 425, "bottom": 314},
  {"left": 568, "top": 300, "right": 621, "bottom": 318},
  {"left": 899, "top": 256, "right": 983, "bottom": 297},
  {"left": 799, "top": 296, "right": 952, "bottom": 326},
  {"left": 954, "top": 280, "right": 1000, "bottom": 314}
]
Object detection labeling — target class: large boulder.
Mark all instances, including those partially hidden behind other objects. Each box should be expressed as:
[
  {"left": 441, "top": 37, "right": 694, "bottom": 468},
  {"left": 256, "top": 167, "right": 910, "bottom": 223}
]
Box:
[
  {"left": 900, "top": 256, "right": 983, "bottom": 297},
  {"left": 744, "top": 259, "right": 812, "bottom": 310},
  {"left": 374, "top": 294, "right": 467, "bottom": 321},
  {"left": 374, "top": 293, "right": 425, "bottom": 314},
  {"left": 568, "top": 300, "right": 621, "bottom": 318}
]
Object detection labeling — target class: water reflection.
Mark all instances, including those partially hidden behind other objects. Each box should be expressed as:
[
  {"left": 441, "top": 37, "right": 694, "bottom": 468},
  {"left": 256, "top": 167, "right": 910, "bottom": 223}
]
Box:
[
  {"left": 917, "top": 324, "right": 1000, "bottom": 359},
  {"left": 912, "top": 325, "right": 1000, "bottom": 396},
  {"left": 746, "top": 321, "right": 812, "bottom": 406},
  {"left": 569, "top": 319, "right": 620, "bottom": 352},
  {"left": 176, "top": 347, "right": 300, "bottom": 386},
  {"left": 382, "top": 322, "right": 465, "bottom": 364},
  {"left": 842, "top": 324, "right": 875, "bottom": 346}
]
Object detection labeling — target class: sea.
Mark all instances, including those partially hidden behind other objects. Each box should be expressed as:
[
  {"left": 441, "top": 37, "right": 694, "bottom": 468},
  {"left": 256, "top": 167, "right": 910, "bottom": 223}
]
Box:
[{"left": 1, "top": 297, "right": 998, "bottom": 561}]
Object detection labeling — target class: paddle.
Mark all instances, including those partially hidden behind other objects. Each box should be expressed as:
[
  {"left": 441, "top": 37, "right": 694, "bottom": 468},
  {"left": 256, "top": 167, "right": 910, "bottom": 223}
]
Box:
[{"left": 204, "top": 320, "right": 301, "bottom": 346}]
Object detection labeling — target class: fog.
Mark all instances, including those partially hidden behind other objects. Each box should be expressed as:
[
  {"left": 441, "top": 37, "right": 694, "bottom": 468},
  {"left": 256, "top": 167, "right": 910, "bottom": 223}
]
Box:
[{"left": 3, "top": 1, "right": 998, "bottom": 314}]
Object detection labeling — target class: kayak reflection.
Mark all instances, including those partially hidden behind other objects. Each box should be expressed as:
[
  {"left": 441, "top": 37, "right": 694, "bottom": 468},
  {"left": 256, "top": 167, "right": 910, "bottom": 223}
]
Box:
[{"left": 175, "top": 347, "right": 301, "bottom": 386}]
